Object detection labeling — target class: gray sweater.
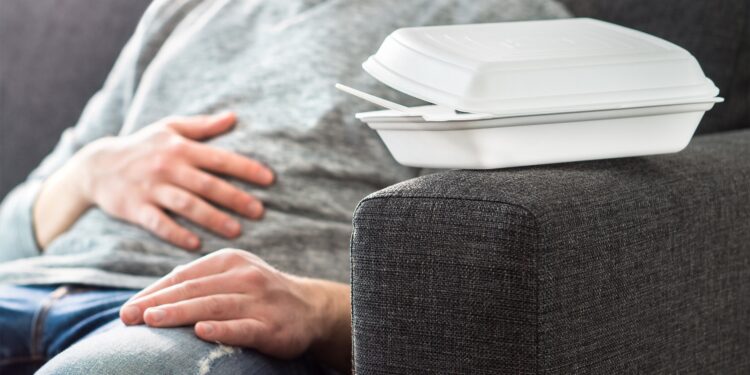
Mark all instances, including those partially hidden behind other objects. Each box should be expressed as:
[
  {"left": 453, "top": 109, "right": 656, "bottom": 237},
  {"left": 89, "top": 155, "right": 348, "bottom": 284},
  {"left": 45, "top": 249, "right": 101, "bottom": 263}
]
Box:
[{"left": 0, "top": 0, "right": 569, "bottom": 289}]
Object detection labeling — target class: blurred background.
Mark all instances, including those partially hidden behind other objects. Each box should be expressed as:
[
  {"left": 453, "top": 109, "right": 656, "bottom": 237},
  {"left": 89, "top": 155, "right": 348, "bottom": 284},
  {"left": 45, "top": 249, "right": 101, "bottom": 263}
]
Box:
[{"left": 0, "top": 0, "right": 150, "bottom": 198}]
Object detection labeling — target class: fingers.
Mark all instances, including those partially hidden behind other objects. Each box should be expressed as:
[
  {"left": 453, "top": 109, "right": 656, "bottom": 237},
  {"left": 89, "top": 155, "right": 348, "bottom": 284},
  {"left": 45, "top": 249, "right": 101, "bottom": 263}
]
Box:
[
  {"left": 131, "top": 204, "right": 200, "bottom": 250},
  {"left": 162, "top": 112, "right": 274, "bottom": 187},
  {"left": 171, "top": 165, "right": 264, "bottom": 220},
  {"left": 125, "top": 249, "right": 243, "bottom": 303},
  {"left": 166, "top": 112, "right": 237, "bottom": 140},
  {"left": 140, "top": 294, "right": 252, "bottom": 327},
  {"left": 195, "top": 319, "right": 270, "bottom": 349},
  {"left": 151, "top": 184, "right": 241, "bottom": 238},
  {"left": 121, "top": 272, "right": 242, "bottom": 325},
  {"left": 184, "top": 142, "right": 274, "bottom": 187}
]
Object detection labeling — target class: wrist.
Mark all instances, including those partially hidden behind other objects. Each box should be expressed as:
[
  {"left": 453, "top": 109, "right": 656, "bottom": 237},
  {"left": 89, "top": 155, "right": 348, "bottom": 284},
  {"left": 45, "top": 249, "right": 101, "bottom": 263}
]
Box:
[
  {"left": 55, "top": 152, "right": 94, "bottom": 208},
  {"left": 297, "top": 277, "right": 352, "bottom": 372},
  {"left": 33, "top": 150, "right": 94, "bottom": 248},
  {"left": 68, "top": 137, "right": 110, "bottom": 201}
]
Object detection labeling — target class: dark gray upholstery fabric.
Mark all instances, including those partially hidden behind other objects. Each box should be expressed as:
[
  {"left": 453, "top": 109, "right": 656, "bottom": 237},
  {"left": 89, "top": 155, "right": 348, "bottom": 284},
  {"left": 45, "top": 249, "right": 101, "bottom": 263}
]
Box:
[
  {"left": 351, "top": 129, "right": 750, "bottom": 373},
  {"left": 558, "top": 0, "right": 750, "bottom": 135},
  {"left": 0, "top": 0, "right": 151, "bottom": 199}
]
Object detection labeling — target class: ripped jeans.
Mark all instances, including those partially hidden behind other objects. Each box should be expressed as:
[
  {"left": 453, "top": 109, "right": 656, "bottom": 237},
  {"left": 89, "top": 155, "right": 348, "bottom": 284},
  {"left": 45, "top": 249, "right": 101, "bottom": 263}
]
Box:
[{"left": 0, "top": 285, "right": 334, "bottom": 375}]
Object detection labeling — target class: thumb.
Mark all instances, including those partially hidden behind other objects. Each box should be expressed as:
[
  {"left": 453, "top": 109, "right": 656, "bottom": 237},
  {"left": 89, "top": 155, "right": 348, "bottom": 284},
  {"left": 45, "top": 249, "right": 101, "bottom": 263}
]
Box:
[{"left": 167, "top": 111, "right": 237, "bottom": 140}]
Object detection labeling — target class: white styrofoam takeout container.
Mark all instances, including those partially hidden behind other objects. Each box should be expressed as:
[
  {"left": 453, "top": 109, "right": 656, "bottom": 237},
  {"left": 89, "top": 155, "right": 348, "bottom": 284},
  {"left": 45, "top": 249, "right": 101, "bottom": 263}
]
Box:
[{"left": 338, "top": 18, "right": 723, "bottom": 169}]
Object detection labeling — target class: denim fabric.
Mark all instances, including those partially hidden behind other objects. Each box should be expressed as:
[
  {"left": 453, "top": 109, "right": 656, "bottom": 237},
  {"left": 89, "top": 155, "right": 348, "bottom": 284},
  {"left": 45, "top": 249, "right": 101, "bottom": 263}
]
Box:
[
  {"left": 37, "top": 323, "right": 332, "bottom": 375},
  {"left": 0, "top": 284, "right": 136, "bottom": 374},
  {"left": 1, "top": 285, "right": 334, "bottom": 375}
]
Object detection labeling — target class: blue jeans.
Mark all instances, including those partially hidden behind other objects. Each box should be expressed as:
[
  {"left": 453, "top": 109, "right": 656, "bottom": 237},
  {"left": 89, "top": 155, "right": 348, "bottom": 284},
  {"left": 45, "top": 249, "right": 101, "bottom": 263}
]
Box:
[{"left": 0, "top": 285, "right": 334, "bottom": 374}]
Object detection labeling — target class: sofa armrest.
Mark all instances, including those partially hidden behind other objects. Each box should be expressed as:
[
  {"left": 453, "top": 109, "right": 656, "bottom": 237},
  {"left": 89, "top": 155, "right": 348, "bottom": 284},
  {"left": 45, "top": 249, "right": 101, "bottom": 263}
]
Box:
[{"left": 350, "top": 129, "right": 750, "bottom": 374}]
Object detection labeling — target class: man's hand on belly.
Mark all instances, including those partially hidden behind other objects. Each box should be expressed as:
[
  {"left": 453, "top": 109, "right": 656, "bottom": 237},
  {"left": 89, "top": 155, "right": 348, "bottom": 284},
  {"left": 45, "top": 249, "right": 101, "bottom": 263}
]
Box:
[
  {"left": 119, "top": 249, "right": 353, "bottom": 372},
  {"left": 33, "top": 112, "right": 275, "bottom": 250}
]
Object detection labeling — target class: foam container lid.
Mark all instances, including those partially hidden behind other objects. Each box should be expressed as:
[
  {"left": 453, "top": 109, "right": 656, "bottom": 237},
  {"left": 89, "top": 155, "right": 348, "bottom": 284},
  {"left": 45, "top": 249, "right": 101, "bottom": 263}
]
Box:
[{"left": 362, "top": 18, "right": 721, "bottom": 117}]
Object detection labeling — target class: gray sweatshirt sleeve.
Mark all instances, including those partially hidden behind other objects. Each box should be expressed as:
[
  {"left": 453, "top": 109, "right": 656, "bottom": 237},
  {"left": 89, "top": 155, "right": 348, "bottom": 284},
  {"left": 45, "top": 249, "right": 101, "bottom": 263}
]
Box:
[{"left": 0, "top": 0, "right": 189, "bottom": 262}]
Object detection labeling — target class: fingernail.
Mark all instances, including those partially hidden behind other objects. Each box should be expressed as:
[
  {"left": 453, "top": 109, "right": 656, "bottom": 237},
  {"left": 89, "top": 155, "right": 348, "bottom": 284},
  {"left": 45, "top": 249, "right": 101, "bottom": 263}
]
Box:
[
  {"left": 186, "top": 236, "right": 199, "bottom": 249},
  {"left": 200, "top": 322, "right": 214, "bottom": 335},
  {"left": 224, "top": 220, "right": 240, "bottom": 235},
  {"left": 147, "top": 308, "right": 166, "bottom": 323},
  {"left": 121, "top": 305, "right": 140, "bottom": 324},
  {"left": 247, "top": 201, "right": 263, "bottom": 218},
  {"left": 258, "top": 169, "right": 274, "bottom": 185}
]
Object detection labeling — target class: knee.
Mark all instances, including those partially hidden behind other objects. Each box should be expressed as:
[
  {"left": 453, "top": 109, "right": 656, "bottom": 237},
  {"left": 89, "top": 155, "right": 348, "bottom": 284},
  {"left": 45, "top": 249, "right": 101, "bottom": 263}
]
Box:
[
  {"left": 36, "top": 324, "right": 320, "bottom": 375},
  {"left": 37, "top": 324, "right": 204, "bottom": 375}
]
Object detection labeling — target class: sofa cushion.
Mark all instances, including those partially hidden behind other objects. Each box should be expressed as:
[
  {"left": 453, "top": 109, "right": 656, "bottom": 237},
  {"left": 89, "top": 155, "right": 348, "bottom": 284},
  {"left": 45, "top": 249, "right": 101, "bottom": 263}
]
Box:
[
  {"left": 0, "top": 0, "right": 151, "bottom": 198},
  {"left": 559, "top": 0, "right": 750, "bottom": 135}
]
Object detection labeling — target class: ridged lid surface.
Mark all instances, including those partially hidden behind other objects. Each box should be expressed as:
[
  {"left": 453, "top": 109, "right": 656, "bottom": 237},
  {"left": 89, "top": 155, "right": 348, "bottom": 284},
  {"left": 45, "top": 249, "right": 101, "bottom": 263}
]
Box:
[{"left": 363, "top": 18, "right": 720, "bottom": 116}]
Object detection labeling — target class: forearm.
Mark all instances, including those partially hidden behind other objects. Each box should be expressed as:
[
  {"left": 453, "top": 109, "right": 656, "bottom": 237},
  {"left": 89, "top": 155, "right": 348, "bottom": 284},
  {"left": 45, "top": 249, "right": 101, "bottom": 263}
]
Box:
[
  {"left": 33, "top": 154, "right": 91, "bottom": 249},
  {"left": 0, "top": 180, "right": 44, "bottom": 260},
  {"left": 306, "top": 279, "right": 352, "bottom": 374}
]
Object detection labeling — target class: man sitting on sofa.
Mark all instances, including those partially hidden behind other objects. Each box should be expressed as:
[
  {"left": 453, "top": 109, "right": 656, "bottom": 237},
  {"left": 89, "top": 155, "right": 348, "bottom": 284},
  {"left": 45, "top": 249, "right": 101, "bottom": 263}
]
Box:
[{"left": 0, "top": 0, "right": 569, "bottom": 373}]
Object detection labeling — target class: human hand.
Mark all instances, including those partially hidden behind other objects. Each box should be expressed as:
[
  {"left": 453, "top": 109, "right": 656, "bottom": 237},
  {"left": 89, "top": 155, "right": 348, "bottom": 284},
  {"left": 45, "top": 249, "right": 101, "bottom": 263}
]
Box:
[
  {"left": 119, "top": 249, "right": 352, "bottom": 369},
  {"left": 67, "top": 112, "right": 273, "bottom": 249}
]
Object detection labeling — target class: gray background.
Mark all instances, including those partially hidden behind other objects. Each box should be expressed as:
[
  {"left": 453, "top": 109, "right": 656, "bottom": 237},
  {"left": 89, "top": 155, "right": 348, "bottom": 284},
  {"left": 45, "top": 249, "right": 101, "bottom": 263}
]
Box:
[{"left": 0, "top": 0, "right": 151, "bottom": 199}]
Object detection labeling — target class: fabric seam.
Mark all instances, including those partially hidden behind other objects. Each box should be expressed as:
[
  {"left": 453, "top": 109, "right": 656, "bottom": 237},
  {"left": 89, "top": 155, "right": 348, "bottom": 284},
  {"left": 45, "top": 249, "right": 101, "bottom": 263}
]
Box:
[
  {"left": 30, "top": 285, "right": 70, "bottom": 360},
  {"left": 355, "top": 193, "right": 541, "bottom": 221}
]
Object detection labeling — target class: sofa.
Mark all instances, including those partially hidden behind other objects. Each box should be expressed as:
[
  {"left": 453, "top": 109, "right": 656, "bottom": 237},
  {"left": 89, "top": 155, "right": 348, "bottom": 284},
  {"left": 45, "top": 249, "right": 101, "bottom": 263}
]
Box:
[
  {"left": 0, "top": 0, "right": 152, "bottom": 198},
  {"left": 351, "top": 1, "right": 750, "bottom": 373},
  {"left": 1, "top": 0, "right": 748, "bottom": 373}
]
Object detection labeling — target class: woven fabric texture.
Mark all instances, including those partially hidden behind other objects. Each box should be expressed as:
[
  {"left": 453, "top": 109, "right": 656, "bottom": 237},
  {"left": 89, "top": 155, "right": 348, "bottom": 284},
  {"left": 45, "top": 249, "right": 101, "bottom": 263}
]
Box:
[
  {"left": 558, "top": 0, "right": 750, "bottom": 135},
  {"left": 351, "top": 130, "right": 750, "bottom": 374}
]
